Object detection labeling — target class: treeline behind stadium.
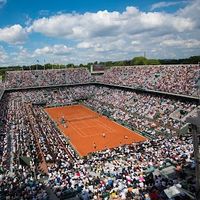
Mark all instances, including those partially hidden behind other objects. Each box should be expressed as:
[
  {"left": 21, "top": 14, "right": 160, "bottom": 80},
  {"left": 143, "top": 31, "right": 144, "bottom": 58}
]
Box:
[{"left": 0, "top": 55, "right": 199, "bottom": 80}]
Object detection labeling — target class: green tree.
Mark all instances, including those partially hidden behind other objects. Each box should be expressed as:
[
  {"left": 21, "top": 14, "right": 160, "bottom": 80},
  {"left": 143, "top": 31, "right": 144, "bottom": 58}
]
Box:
[
  {"left": 131, "top": 57, "right": 148, "bottom": 65},
  {"left": 147, "top": 59, "right": 160, "bottom": 65},
  {"left": 67, "top": 63, "right": 75, "bottom": 68}
]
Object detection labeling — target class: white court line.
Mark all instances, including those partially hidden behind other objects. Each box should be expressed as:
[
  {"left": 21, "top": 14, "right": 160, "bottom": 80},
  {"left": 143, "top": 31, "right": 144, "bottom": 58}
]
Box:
[
  {"left": 69, "top": 122, "right": 103, "bottom": 138},
  {"left": 69, "top": 123, "right": 87, "bottom": 137},
  {"left": 71, "top": 120, "right": 90, "bottom": 129},
  {"left": 70, "top": 118, "right": 115, "bottom": 138},
  {"left": 78, "top": 117, "right": 114, "bottom": 134},
  {"left": 88, "top": 118, "right": 114, "bottom": 135},
  {"left": 73, "top": 116, "right": 114, "bottom": 136},
  {"left": 94, "top": 117, "right": 146, "bottom": 141},
  {"left": 69, "top": 126, "right": 103, "bottom": 138},
  {"left": 71, "top": 122, "right": 88, "bottom": 132},
  {"left": 80, "top": 104, "right": 100, "bottom": 115},
  {"left": 94, "top": 118, "right": 117, "bottom": 133}
]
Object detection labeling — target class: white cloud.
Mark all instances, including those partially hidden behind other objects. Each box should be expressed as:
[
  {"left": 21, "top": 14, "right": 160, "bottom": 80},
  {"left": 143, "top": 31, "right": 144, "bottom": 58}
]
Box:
[
  {"left": 77, "top": 42, "right": 94, "bottom": 49},
  {"left": 0, "top": 1, "right": 199, "bottom": 66},
  {"left": 24, "top": 15, "right": 32, "bottom": 26},
  {"left": 0, "top": 25, "right": 28, "bottom": 44},
  {"left": 131, "top": 41, "right": 140, "bottom": 45},
  {"left": 29, "top": 10, "right": 122, "bottom": 39},
  {"left": 38, "top": 10, "right": 50, "bottom": 16},
  {"left": 77, "top": 39, "right": 127, "bottom": 53},
  {"left": 29, "top": 6, "right": 195, "bottom": 40},
  {"left": 150, "top": 1, "right": 187, "bottom": 11},
  {"left": 0, "top": 46, "right": 8, "bottom": 63},
  {"left": 178, "top": 0, "right": 200, "bottom": 26},
  {"left": 0, "top": 0, "right": 6, "bottom": 8},
  {"left": 34, "top": 44, "right": 72, "bottom": 55},
  {"left": 161, "top": 38, "right": 200, "bottom": 48}
]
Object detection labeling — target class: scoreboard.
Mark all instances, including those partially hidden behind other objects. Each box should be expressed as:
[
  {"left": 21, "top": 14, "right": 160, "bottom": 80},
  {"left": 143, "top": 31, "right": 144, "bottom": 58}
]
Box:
[{"left": 90, "top": 64, "right": 106, "bottom": 74}]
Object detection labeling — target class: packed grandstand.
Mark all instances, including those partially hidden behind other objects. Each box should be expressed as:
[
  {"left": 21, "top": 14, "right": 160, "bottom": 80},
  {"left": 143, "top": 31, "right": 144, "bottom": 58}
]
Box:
[{"left": 0, "top": 65, "right": 199, "bottom": 200}]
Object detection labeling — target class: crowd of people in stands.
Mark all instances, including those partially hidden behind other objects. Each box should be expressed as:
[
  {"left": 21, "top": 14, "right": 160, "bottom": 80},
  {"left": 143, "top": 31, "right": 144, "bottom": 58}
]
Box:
[
  {"left": 96, "top": 65, "right": 200, "bottom": 97},
  {"left": 2, "top": 64, "right": 200, "bottom": 97},
  {"left": 0, "top": 93, "right": 49, "bottom": 199},
  {"left": 48, "top": 136, "right": 195, "bottom": 200},
  {"left": 85, "top": 87, "right": 198, "bottom": 137},
  {"left": 21, "top": 86, "right": 95, "bottom": 105},
  {"left": 0, "top": 85, "right": 198, "bottom": 199},
  {"left": 13, "top": 85, "right": 198, "bottom": 137},
  {"left": 4, "top": 68, "right": 93, "bottom": 89}
]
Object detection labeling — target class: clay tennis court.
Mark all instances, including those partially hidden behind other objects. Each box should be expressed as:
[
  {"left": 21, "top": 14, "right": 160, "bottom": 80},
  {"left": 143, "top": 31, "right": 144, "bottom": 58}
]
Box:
[{"left": 45, "top": 104, "right": 146, "bottom": 156}]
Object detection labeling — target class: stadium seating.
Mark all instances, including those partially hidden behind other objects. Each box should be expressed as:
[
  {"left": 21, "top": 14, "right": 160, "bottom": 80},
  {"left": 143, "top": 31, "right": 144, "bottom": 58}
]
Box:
[
  {"left": 4, "top": 68, "right": 92, "bottom": 89},
  {"left": 0, "top": 67, "right": 198, "bottom": 199},
  {"left": 3, "top": 65, "right": 200, "bottom": 98},
  {"left": 97, "top": 64, "right": 200, "bottom": 97}
]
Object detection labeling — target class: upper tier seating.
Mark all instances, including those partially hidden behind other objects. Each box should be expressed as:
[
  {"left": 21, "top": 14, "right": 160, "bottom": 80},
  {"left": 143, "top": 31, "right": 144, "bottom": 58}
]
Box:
[
  {"left": 97, "top": 64, "right": 200, "bottom": 97},
  {"left": 4, "top": 68, "right": 92, "bottom": 89}
]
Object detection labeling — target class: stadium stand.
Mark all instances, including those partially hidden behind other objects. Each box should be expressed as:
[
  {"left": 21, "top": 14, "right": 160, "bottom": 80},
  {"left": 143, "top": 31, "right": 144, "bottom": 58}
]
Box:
[
  {"left": 96, "top": 64, "right": 200, "bottom": 97},
  {"left": 4, "top": 68, "right": 92, "bottom": 89},
  {"left": 3, "top": 65, "right": 200, "bottom": 98},
  {"left": 0, "top": 66, "right": 199, "bottom": 199}
]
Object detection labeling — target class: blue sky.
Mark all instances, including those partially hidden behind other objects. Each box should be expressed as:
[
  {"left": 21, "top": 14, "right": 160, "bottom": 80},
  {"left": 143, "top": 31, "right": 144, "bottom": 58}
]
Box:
[{"left": 0, "top": 0, "right": 199, "bottom": 66}]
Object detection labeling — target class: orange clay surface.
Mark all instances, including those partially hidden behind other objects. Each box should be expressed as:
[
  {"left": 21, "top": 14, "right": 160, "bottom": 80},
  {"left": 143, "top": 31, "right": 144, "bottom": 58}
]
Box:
[{"left": 45, "top": 104, "right": 146, "bottom": 156}]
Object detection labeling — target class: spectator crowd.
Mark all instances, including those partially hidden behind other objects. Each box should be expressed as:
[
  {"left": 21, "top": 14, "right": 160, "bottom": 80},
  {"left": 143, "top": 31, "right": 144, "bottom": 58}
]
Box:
[
  {"left": 0, "top": 84, "right": 198, "bottom": 199},
  {"left": 2, "top": 65, "right": 200, "bottom": 97},
  {"left": 85, "top": 86, "right": 198, "bottom": 137},
  {"left": 96, "top": 64, "right": 200, "bottom": 97},
  {"left": 4, "top": 68, "right": 93, "bottom": 89}
]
